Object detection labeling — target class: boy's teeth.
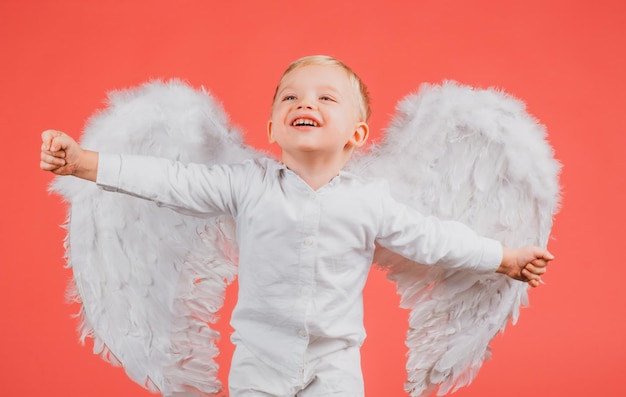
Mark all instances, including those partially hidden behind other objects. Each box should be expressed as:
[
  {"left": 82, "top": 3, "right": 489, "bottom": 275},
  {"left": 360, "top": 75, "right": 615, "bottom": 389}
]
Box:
[{"left": 292, "top": 118, "right": 318, "bottom": 126}]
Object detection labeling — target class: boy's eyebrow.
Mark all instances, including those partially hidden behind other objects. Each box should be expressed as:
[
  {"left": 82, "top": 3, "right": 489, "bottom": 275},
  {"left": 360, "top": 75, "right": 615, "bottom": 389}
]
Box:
[
  {"left": 276, "top": 84, "right": 343, "bottom": 97},
  {"left": 318, "top": 85, "right": 342, "bottom": 96}
]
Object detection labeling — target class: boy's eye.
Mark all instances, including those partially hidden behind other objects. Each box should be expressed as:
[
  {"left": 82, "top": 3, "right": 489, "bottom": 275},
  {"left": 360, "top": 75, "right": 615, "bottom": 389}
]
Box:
[
  {"left": 282, "top": 95, "right": 296, "bottom": 101},
  {"left": 320, "top": 96, "right": 334, "bottom": 101}
]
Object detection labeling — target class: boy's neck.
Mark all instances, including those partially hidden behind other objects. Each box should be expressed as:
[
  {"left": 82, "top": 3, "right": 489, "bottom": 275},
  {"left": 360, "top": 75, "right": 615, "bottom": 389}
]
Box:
[{"left": 280, "top": 151, "right": 351, "bottom": 191}]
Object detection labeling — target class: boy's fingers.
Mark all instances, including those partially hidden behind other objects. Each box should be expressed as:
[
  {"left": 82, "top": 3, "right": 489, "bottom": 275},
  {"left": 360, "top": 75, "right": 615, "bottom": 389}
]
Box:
[
  {"left": 521, "top": 268, "right": 543, "bottom": 287},
  {"left": 40, "top": 161, "right": 58, "bottom": 171},
  {"left": 41, "top": 151, "right": 66, "bottom": 165},
  {"left": 42, "top": 148, "right": 66, "bottom": 158},
  {"left": 40, "top": 159, "right": 62, "bottom": 171},
  {"left": 40, "top": 152, "right": 66, "bottom": 171},
  {"left": 41, "top": 130, "right": 62, "bottom": 150},
  {"left": 531, "top": 258, "right": 550, "bottom": 268},
  {"left": 50, "top": 136, "right": 66, "bottom": 152},
  {"left": 41, "top": 129, "right": 69, "bottom": 151},
  {"left": 525, "top": 263, "right": 547, "bottom": 275},
  {"left": 521, "top": 268, "right": 536, "bottom": 279},
  {"left": 523, "top": 267, "right": 545, "bottom": 280}
]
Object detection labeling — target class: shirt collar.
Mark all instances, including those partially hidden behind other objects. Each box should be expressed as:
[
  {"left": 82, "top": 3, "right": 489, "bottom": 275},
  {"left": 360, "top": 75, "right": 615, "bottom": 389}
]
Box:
[{"left": 266, "top": 157, "right": 352, "bottom": 191}]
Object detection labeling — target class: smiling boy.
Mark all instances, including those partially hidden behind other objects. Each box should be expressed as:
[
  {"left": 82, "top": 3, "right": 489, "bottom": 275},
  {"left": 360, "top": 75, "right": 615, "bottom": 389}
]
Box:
[
  {"left": 40, "top": 55, "right": 552, "bottom": 396},
  {"left": 267, "top": 58, "right": 369, "bottom": 191}
]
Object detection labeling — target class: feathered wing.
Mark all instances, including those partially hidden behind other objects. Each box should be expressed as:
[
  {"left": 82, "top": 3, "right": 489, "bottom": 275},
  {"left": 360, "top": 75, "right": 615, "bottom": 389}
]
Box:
[
  {"left": 51, "top": 80, "right": 261, "bottom": 396},
  {"left": 350, "top": 82, "right": 560, "bottom": 396}
]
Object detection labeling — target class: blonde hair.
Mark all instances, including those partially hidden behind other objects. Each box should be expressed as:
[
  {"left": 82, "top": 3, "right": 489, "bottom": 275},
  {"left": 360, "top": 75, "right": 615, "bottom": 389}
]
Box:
[{"left": 272, "top": 55, "right": 371, "bottom": 121}]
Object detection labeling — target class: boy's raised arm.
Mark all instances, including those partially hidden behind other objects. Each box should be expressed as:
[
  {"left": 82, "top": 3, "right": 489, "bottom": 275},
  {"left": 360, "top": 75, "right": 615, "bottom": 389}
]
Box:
[{"left": 40, "top": 129, "right": 98, "bottom": 182}]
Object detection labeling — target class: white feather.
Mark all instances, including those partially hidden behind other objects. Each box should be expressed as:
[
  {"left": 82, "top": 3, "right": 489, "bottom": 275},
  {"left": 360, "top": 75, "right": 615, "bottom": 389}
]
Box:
[
  {"left": 51, "top": 80, "right": 260, "bottom": 396},
  {"left": 350, "top": 81, "right": 560, "bottom": 396}
]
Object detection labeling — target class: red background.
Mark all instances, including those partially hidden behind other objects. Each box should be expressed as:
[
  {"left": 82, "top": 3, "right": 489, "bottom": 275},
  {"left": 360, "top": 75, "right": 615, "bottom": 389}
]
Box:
[{"left": 2, "top": 1, "right": 625, "bottom": 396}]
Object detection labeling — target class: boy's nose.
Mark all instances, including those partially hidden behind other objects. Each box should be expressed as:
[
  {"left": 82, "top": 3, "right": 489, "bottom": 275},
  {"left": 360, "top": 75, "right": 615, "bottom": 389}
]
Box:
[{"left": 297, "top": 96, "right": 316, "bottom": 109}]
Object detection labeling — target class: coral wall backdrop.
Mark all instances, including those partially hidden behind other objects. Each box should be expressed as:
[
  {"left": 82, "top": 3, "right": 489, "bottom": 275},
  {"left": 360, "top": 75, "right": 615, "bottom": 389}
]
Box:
[{"left": 1, "top": 1, "right": 624, "bottom": 396}]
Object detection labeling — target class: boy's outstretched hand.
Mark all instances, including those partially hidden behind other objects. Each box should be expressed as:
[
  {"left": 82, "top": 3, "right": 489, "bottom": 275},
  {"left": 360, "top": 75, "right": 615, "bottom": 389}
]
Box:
[
  {"left": 40, "top": 130, "right": 98, "bottom": 181},
  {"left": 498, "top": 246, "right": 554, "bottom": 288}
]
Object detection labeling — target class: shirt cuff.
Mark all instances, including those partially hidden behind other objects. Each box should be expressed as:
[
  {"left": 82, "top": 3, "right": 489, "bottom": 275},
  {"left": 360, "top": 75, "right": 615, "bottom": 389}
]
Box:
[
  {"left": 96, "top": 153, "right": 122, "bottom": 191},
  {"left": 479, "top": 237, "right": 503, "bottom": 272}
]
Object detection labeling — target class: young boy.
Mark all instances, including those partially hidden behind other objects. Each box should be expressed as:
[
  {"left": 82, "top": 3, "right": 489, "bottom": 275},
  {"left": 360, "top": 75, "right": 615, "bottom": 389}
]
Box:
[{"left": 40, "top": 55, "right": 552, "bottom": 396}]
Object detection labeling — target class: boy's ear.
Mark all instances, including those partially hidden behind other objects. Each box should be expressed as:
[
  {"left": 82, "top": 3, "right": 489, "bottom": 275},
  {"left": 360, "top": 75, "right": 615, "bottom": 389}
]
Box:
[
  {"left": 348, "top": 122, "right": 369, "bottom": 148},
  {"left": 267, "top": 120, "right": 276, "bottom": 144}
]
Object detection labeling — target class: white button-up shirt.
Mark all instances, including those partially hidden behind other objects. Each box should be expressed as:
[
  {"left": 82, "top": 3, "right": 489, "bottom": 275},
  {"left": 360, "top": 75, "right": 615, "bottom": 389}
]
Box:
[{"left": 96, "top": 155, "right": 502, "bottom": 378}]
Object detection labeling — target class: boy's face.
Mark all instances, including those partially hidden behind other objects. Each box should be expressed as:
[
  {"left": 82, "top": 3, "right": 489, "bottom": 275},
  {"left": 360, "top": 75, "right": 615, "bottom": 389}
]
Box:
[{"left": 267, "top": 64, "right": 368, "bottom": 162}]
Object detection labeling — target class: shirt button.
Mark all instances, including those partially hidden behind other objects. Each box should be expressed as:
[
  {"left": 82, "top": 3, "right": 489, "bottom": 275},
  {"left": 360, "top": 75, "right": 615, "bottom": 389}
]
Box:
[
  {"left": 300, "top": 286, "right": 312, "bottom": 296},
  {"left": 297, "top": 329, "right": 307, "bottom": 338},
  {"left": 303, "top": 238, "right": 314, "bottom": 246},
  {"left": 308, "top": 192, "right": 316, "bottom": 200}
]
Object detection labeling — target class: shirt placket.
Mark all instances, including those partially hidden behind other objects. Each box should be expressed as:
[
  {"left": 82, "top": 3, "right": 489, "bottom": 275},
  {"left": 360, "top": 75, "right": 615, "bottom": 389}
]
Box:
[{"left": 294, "top": 189, "right": 321, "bottom": 383}]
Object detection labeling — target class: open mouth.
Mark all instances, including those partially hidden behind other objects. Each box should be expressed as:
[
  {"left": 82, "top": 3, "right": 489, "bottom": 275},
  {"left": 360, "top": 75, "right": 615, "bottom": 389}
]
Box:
[{"left": 291, "top": 118, "right": 319, "bottom": 127}]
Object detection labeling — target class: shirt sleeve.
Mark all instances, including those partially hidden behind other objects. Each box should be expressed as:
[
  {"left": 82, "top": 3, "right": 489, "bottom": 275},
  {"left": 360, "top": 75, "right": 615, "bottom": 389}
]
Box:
[
  {"left": 375, "top": 183, "right": 502, "bottom": 272},
  {"left": 96, "top": 153, "right": 241, "bottom": 218}
]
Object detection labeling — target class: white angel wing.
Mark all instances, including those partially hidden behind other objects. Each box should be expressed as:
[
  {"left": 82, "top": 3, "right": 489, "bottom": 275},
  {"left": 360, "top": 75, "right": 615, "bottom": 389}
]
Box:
[
  {"left": 51, "top": 80, "right": 261, "bottom": 396},
  {"left": 350, "top": 81, "right": 560, "bottom": 396}
]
